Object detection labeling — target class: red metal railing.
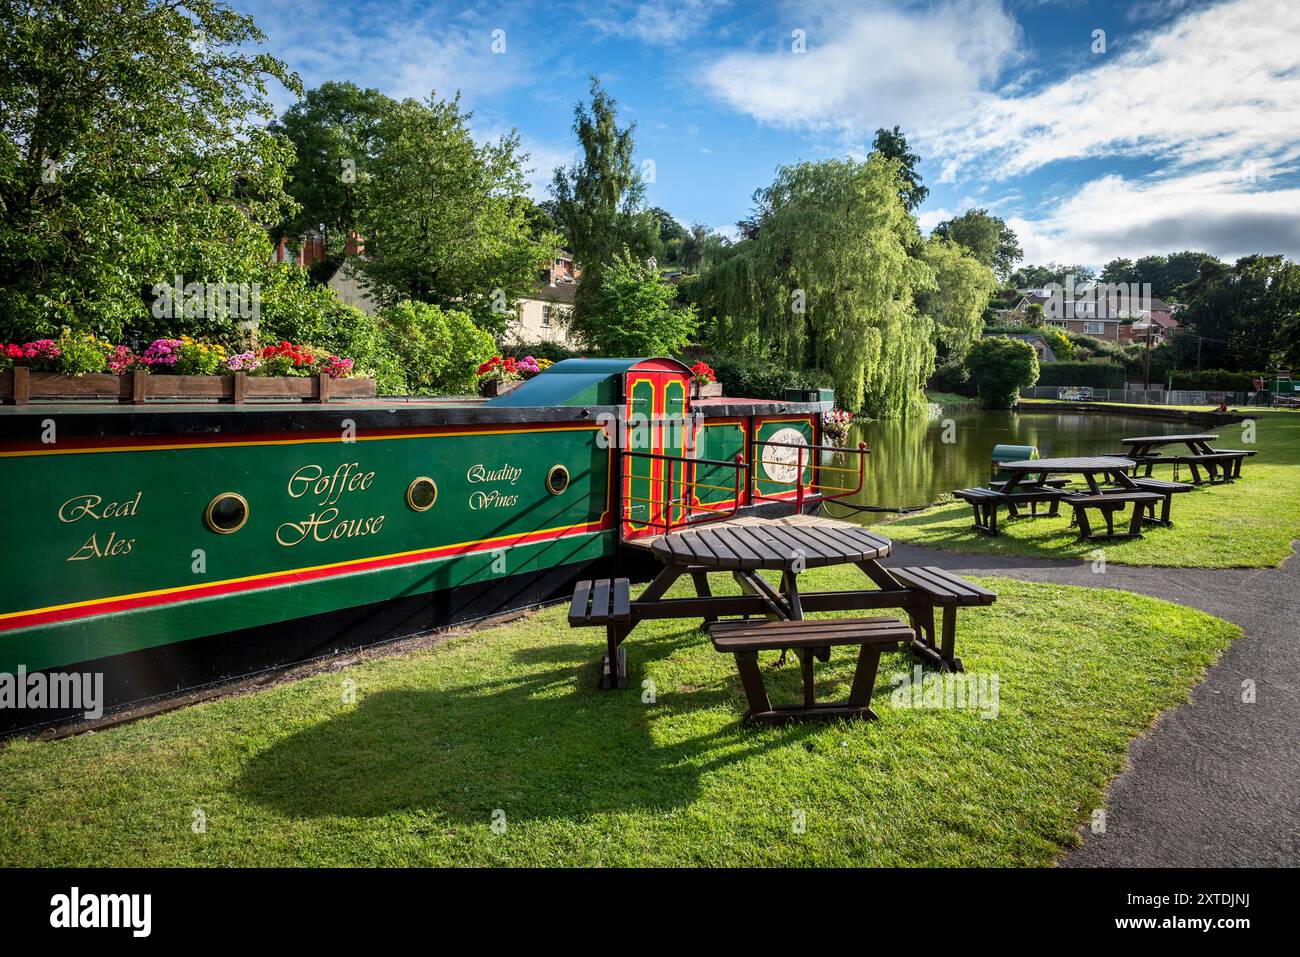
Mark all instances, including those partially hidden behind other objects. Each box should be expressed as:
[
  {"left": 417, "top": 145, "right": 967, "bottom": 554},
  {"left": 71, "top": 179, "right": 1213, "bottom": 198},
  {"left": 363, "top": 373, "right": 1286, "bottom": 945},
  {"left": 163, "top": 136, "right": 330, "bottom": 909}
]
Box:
[
  {"left": 622, "top": 450, "right": 747, "bottom": 533},
  {"left": 751, "top": 440, "right": 870, "bottom": 512}
]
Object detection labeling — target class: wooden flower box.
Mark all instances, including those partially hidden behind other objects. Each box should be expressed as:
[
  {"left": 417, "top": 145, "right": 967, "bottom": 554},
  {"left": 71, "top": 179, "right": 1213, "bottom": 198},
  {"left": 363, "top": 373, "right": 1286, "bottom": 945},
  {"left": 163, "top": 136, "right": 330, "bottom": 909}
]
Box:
[
  {"left": 692, "top": 380, "right": 723, "bottom": 398},
  {"left": 1, "top": 367, "right": 376, "bottom": 405},
  {"left": 478, "top": 378, "right": 522, "bottom": 398}
]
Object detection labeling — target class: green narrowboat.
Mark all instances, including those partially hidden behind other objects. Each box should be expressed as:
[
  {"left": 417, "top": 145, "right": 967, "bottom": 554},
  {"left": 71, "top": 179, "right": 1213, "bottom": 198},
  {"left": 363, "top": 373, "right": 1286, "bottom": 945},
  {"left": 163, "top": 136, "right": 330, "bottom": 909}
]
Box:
[{"left": 0, "top": 358, "right": 830, "bottom": 732}]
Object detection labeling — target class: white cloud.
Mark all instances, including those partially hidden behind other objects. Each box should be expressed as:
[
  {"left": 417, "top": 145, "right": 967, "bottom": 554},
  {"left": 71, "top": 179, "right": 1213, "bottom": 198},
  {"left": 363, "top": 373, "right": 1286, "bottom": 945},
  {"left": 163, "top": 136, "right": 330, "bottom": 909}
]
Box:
[
  {"left": 929, "top": 0, "right": 1300, "bottom": 182},
  {"left": 703, "top": 0, "right": 1022, "bottom": 134},
  {"left": 588, "top": 1, "right": 731, "bottom": 45},
  {"left": 1011, "top": 169, "right": 1300, "bottom": 266}
]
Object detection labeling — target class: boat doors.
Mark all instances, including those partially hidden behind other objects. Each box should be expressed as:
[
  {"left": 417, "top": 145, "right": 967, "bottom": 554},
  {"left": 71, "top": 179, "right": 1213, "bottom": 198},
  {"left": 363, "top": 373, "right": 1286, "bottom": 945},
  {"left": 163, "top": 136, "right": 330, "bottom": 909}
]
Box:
[{"left": 620, "top": 360, "right": 694, "bottom": 540}]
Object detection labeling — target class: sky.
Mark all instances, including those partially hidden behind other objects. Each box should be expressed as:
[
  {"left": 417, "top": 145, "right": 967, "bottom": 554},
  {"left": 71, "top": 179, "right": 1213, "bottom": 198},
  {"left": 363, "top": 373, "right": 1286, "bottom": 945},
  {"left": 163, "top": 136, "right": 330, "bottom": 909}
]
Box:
[{"left": 242, "top": 0, "right": 1300, "bottom": 270}]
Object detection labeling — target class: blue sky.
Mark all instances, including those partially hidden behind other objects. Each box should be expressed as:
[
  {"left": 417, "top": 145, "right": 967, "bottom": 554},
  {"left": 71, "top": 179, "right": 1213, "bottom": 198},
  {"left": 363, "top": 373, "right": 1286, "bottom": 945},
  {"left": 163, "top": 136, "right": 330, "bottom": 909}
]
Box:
[{"left": 243, "top": 0, "right": 1300, "bottom": 269}]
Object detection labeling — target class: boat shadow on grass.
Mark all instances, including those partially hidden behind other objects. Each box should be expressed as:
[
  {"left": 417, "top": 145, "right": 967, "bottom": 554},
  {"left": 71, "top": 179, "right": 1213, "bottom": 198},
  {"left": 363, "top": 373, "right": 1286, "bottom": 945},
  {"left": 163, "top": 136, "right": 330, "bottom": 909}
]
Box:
[{"left": 235, "top": 626, "right": 818, "bottom": 823}]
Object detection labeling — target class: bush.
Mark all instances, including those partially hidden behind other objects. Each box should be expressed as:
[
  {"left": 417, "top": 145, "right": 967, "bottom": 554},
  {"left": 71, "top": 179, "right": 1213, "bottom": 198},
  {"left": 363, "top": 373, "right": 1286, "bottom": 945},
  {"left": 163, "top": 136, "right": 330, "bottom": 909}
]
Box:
[
  {"left": 499, "top": 340, "right": 583, "bottom": 364},
  {"left": 964, "top": 337, "right": 1039, "bottom": 408},
  {"left": 578, "top": 248, "right": 697, "bottom": 356},
  {"left": 699, "top": 354, "right": 829, "bottom": 401},
  {"left": 1037, "top": 361, "right": 1127, "bottom": 388},
  {"left": 928, "top": 358, "right": 973, "bottom": 395},
  {"left": 983, "top": 326, "right": 1074, "bottom": 360},
  {"left": 1169, "top": 369, "right": 1265, "bottom": 392},
  {"left": 376, "top": 301, "right": 495, "bottom": 395}
]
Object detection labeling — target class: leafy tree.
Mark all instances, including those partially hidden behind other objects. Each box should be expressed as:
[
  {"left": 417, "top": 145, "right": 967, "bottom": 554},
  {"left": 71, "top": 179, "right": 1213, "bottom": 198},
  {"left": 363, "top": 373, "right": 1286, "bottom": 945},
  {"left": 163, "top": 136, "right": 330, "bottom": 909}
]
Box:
[
  {"left": 932, "top": 209, "right": 1022, "bottom": 283},
  {"left": 918, "top": 237, "right": 996, "bottom": 357},
  {"left": 1023, "top": 302, "right": 1045, "bottom": 327},
  {"left": 269, "top": 81, "right": 395, "bottom": 254},
  {"left": 871, "top": 125, "right": 928, "bottom": 212},
  {"left": 0, "top": 0, "right": 300, "bottom": 342},
  {"left": 1130, "top": 251, "right": 1222, "bottom": 299},
  {"left": 1175, "top": 255, "right": 1299, "bottom": 371},
  {"left": 354, "top": 94, "right": 559, "bottom": 335},
  {"left": 1100, "top": 257, "right": 1136, "bottom": 285},
  {"left": 647, "top": 206, "right": 688, "bottom": 263},
  {"left": 964, "top": 336, "right": 1039, "bottom": 408},
  {"left": 549, "top": 78, "right": 657, "bottom": 324},
  {"left": 375, "top": 300, "right": 495, "bottom": 394},
  {"left": 573, "top": 247, "right": 696, "bottom": 356},
  {"left": 1010, "top": 263, "right": 1095, "bottom": 289},
  {"left": 681, "top": 223, "right": 730, "bottom": 273},
  {"left": 694, "top": 156, "right": 934, "bottom": 415}
]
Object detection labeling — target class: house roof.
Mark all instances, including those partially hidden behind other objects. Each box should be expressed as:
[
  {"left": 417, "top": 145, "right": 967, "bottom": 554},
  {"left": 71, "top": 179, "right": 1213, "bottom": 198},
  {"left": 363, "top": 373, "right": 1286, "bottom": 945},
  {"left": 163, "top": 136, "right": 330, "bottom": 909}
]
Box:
[{"left": 520, "top": 281, "right": 576, "bottom": 304}]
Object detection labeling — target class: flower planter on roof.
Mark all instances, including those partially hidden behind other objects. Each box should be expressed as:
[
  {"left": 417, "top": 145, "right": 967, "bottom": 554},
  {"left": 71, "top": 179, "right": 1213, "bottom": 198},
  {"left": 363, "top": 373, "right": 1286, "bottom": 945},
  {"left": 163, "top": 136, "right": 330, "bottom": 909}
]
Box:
[{"left": 1, "top": 367, "right": 375, "bottom": 405}]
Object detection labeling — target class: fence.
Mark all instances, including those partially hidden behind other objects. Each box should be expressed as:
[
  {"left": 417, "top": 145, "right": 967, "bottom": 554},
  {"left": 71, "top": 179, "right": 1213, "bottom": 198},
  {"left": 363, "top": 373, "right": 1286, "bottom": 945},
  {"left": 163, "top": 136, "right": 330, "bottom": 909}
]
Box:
[{"left": 1020, "top": 385, "right": 1268, "bottom": 407}]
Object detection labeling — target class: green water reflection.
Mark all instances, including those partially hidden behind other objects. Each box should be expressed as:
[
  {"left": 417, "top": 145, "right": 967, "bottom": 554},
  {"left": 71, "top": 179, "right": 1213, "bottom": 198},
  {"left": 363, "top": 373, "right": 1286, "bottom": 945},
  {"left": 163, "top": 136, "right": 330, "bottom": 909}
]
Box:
[{"left": 828, "top": 409, "right": 1189, "bottom": 511}]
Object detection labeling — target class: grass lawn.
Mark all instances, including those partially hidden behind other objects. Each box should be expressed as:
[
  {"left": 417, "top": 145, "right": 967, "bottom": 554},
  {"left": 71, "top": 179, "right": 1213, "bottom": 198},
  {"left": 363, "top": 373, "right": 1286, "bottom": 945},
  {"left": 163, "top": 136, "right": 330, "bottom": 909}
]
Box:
[
  {"left": 926, "top": 390, "right": 976, "bottom": 407},
  {"left": 883, "top": 408, "right": 1300, "bottom": 568},
  {"left": 0, "top": 570, "right": 1237, "bottom": 867}
]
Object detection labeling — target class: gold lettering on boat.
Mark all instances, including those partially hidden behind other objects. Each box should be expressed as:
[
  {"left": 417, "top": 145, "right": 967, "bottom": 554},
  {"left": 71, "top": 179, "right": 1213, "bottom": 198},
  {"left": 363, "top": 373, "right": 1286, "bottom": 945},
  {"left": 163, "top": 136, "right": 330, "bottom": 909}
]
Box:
[
  {"left": 58, "top": 492, "right": 141, "bottom": 561},
  {"left": 280, "top": 462, "right": 384, "bottom": 547}
]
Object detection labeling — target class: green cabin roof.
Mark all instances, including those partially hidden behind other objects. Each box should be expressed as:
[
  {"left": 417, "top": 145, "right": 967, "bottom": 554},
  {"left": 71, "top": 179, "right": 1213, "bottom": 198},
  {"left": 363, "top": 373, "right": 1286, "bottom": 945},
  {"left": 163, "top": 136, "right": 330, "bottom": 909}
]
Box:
[{"left": 486, "top": 358, "right": 654, "bottom": 408}]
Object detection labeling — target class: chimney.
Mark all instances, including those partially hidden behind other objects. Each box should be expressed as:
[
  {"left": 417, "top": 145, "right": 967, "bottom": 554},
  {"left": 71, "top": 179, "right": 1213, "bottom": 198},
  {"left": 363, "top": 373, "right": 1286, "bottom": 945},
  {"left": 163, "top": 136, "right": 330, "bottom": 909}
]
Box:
[{"left": 344, "top": 231, "right": 365, "bottom": 257}]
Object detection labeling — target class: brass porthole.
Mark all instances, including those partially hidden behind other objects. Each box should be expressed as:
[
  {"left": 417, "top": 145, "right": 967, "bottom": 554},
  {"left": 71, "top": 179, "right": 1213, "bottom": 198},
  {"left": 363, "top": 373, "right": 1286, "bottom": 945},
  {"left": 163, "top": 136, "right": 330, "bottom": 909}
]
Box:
[
  {"left": 204, "top": 492, "right": 249, "bottom": 535},
  {"left": 406, "top": 476, "right": 438, "bottom": 512},
  {"left": 546, "top": 464, "right": 570, "bottom": 495}
]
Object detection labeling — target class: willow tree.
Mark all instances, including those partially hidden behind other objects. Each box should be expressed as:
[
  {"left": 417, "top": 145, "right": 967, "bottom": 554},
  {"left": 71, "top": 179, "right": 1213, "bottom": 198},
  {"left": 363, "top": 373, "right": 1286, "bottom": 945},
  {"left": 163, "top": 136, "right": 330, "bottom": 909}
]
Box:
[
  {"left": 694, "top": 156, "right": 935, "bottom": 416},
  {"left": 918, "top": 236, "right": 997, "bottom": 359}
]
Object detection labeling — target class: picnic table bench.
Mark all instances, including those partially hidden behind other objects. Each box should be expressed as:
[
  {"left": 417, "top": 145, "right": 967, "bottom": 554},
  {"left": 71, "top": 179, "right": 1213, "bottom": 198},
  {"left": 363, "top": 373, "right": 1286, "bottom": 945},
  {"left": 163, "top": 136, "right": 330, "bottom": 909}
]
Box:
[
  {"left": 708, "top": 616, "right": 912, "bottom": 724},
  {"left": 953, "top": 485, "right": 1071, "bottom": 535},
  {"left": 568, "top": 516, "right": 995, "bottom": 723},
  {"left": 1064, "top": 490, "right": 1164, "bottom": 541},
  {"left": 1119, "top": 434, "right": 1256, "bottom": 484}
]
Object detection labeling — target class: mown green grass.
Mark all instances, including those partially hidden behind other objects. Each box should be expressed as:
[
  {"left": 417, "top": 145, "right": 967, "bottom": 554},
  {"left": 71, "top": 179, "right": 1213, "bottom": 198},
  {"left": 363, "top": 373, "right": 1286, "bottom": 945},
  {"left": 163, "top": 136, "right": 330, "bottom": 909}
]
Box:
[
  {"left": 0, "top": 571, "right": 1237, "bottom": 867},
  {"left": 883, "top": 410, "right": 1300, "bottom": 567}
]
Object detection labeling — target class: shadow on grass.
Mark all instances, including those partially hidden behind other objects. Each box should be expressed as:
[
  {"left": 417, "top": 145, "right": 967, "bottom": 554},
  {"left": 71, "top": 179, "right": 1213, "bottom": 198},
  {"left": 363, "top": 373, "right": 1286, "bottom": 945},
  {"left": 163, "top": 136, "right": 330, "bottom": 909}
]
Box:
[{"left": 237, "top": 626, "right": 814, "bottom": 822}]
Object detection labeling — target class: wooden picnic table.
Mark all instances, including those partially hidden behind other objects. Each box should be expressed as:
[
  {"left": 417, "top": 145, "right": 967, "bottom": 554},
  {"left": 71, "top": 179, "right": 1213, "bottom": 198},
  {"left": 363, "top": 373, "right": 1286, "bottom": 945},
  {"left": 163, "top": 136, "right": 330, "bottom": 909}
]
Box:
[
  {"left": 573, "top": 516, "right": 993, "bottom": 694},
  {"left": 997, "top": 455, "right": 1140, "bottom": 494},
  {"left": 1119, "top": 433, "right": 1253, "bottom": 483}
]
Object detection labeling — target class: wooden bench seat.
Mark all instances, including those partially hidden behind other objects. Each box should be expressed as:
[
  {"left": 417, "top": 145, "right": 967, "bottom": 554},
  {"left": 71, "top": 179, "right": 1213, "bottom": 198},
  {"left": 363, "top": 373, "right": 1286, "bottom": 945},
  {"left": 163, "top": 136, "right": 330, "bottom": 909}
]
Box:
[
  {"left": 708, "top": 616, "right": 912, "bottom": 725},
  {"left": 1130, "top": 450, "right": 1253, "bottom": 483},
  {"left": 1124, "top": 477, "right": 1194, "bottom": 526},
  {"left": 1064, "top": 491, "right": 1164, "bottom": 541},
  {"left": 568, "top": 578, "right": 632, "bottom": 689},
  {"left": 885, "top": 566, "right": 995, "bottom": 672},
  {"left": 952, "top": 486, "right": 1068, "bottom": 535}
]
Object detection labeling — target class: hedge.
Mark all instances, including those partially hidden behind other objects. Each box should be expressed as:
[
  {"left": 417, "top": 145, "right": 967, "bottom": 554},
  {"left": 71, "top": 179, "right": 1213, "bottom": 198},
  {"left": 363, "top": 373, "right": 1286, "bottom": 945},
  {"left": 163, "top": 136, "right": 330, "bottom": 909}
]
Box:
[
  {"left": 1036, "top": 361, "right": 1128, "bottom": 388},
  {"left": 699, "top": 354, "right": 828, "bottom": 402},
  {"left": 1168, "top": 369, "right": 1265, "bottom": 392}
]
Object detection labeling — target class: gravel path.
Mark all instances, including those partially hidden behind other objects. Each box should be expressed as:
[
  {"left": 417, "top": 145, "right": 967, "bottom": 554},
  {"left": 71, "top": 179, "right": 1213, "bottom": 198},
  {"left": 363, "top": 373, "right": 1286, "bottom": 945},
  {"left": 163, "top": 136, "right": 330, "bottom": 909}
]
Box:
[{"left": 884, "top": 540, "right": 1300, "bottom": 867}]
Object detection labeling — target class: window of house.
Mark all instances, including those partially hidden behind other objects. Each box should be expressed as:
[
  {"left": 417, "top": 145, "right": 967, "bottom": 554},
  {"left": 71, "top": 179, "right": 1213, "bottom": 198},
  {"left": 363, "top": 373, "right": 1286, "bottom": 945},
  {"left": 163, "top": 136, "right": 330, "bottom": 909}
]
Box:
[
  {"left": 541, "top": 305, "right": 552, "bottom": 328},
  {"left": 1048, "top": 320, "right": 1069, "bottom": 330},
  {"left": 1083, "top": 321, "right": 1106, "bottom": 335}
]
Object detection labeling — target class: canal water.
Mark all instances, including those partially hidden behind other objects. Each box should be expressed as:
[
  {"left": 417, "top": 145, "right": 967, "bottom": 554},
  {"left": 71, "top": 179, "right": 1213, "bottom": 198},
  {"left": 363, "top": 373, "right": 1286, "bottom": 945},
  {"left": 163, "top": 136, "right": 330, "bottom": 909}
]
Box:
[{"left": 832, "top": 407, "right": 1190, "bottom": 511}]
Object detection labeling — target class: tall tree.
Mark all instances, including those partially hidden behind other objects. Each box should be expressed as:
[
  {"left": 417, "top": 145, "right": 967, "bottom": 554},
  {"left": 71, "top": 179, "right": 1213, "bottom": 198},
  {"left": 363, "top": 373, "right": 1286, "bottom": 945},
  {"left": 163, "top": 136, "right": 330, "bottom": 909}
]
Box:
[
  {"left": 918, "top": 237, "right": 996, "bottom": 357},
  {"left": 871, "top": 125, "right": 928, "bottom": 212},
  {"left": 354, "top": 94, "right": 559, "bottom": 336},
  {"left": 1176, "top": 255, "right": 1299, "bottom": 371},
  {"left": 932, "top": 209, "right": 1022, "bottom": 283},
  {"left": 1099, "top": 257, "right": 1136, "bottom": 286},
  {"left": 0, "top": 0, "right": 300, "bottom": 341},
  {"left": 549, "top": 78, "right": 656, "bottom": 324},
  {"left": 270, "top": 81, "right": 395, "bottom": 252},
  {"left": 694, "top": 157, "right": 935, "bottom": 415},
  {"left": 1010, "top": 262, "right": 1096, "bottom": 289}
]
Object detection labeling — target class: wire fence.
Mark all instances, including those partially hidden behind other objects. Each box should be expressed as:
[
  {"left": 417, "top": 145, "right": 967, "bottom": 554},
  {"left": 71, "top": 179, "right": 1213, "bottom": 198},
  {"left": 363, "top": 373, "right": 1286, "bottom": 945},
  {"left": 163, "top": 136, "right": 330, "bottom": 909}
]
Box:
[{"left": 1020, "top": 386, "right": 1270, "bottom": 407}]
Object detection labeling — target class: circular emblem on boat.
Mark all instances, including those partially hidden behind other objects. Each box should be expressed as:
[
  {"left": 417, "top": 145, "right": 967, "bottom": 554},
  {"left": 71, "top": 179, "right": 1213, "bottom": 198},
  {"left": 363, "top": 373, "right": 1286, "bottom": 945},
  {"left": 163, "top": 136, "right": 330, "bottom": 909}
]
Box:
[
  {"left": 762, "top": 428, "right": 808, "bottom": 484},
  {"left": 546, "top": 464, "right": 570, "bottom": 495},
  {"left": 204, "top": 492, "right": 249, "bottom": 534},
  {"left": 406, "top": 477, "right": 438, "bottom": 512}
]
